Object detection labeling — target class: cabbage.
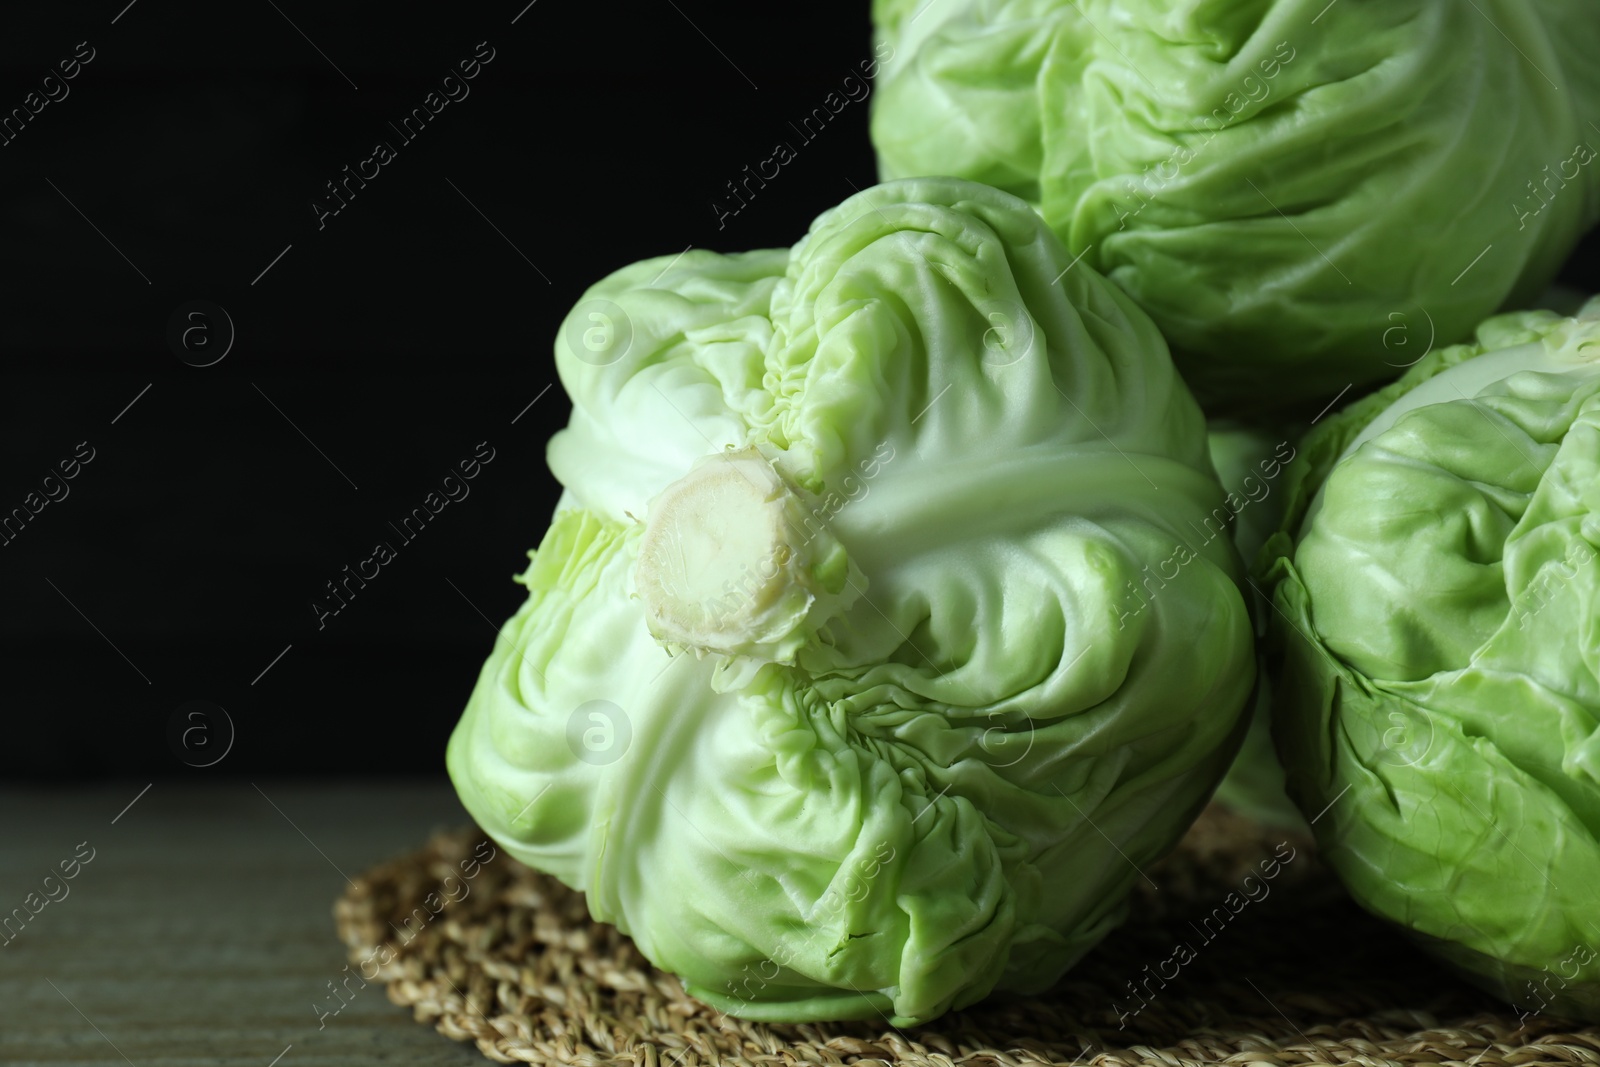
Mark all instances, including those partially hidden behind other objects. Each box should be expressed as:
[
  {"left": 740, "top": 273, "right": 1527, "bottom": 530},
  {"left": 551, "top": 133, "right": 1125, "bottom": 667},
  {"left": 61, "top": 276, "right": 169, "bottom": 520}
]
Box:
[
  {"left": 1206, "top": 423, "right": 1305, "bottom": 831},
  {"left": 1262, "top": 296, "right": 1600, "bottom": 1020},
  {"left": 870, "top": 0, "right": 1600, "bottom": 409},
  {"left": 447, "top": 178, "right": 1256, "bottom": 1025}
]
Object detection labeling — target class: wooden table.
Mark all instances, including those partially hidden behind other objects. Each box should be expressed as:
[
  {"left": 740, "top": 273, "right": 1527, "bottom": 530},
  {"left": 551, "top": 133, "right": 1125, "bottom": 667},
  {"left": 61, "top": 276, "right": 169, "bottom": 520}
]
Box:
[{"left": 0, "top": 780, "right": 490, "bottom": 1066}]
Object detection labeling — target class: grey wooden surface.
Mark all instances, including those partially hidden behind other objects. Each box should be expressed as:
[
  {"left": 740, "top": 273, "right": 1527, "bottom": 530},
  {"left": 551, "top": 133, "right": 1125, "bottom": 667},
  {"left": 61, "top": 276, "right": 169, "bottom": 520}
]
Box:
[{"left": 0, "top": 780, "right": 491, "bottom": 1066}]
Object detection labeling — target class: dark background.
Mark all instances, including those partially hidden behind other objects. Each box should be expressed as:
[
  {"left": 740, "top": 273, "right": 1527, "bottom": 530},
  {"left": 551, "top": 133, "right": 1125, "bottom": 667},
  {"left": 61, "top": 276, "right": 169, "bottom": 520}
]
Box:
[
  {"left": 3, "top": 1, "right": 1596, "bottom": 779},
  {"left": 2, "top": 0, "right": 881, "bottom": 778}
]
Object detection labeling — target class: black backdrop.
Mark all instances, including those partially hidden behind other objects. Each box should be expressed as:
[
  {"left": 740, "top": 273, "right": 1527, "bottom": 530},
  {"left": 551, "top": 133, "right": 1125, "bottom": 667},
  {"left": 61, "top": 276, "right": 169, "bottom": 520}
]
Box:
[{"left": 3, "top": 1, "right": 1596, "bottom": 778}]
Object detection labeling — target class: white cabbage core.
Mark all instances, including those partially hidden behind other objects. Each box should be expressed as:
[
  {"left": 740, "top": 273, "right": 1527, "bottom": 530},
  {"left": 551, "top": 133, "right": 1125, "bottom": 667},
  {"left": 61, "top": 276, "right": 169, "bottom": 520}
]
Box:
[{"left": 635, "top": 449, "right": 816, "bottom": 659}]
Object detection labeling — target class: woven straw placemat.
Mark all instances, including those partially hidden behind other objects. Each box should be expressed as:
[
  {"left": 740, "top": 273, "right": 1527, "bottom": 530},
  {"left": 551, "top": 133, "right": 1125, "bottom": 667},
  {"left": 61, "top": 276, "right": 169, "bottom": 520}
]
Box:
[{"left": 333, "top": 807, "right": 1599, "bottom": 1067}]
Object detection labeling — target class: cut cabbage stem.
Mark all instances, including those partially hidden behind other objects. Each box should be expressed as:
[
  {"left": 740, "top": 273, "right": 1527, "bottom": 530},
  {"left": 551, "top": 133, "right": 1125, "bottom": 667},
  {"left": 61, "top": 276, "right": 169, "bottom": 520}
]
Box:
[{"left": 635, "top": 448, "right": 819, "bottom": 659}]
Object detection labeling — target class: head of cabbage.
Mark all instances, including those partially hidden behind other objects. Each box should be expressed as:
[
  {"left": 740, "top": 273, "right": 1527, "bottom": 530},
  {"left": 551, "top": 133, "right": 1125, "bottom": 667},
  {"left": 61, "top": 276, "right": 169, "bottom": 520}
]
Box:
[
  {"left": 869, "top": 0, "right": 1600, "bottom": 410},
  {"left": 447, "top": 178, "right": 1257, "bottom": 1025},
  {"left": 1262, "top": 297, "right": 1600, "bottom": 1021}
]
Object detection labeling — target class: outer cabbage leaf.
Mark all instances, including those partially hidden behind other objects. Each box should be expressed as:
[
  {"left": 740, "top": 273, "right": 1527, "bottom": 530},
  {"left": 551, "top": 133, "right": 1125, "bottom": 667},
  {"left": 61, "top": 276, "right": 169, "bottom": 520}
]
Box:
[
  {"left": 871, "top": 0, "right": 1600, "bottom": 409},
  {"left": 1262, "top": 297, "right": 1600, "bottom": 1020},
  {"left": 448, "top": 178, "right": 1256, "bottom": 1025}
]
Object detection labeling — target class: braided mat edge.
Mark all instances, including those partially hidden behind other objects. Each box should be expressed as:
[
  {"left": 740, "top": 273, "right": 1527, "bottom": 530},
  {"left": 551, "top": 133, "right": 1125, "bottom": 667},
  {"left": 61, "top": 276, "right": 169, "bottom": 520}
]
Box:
[{"left": 332, "top": 808, "right": 1600, "bottom": 1067}]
